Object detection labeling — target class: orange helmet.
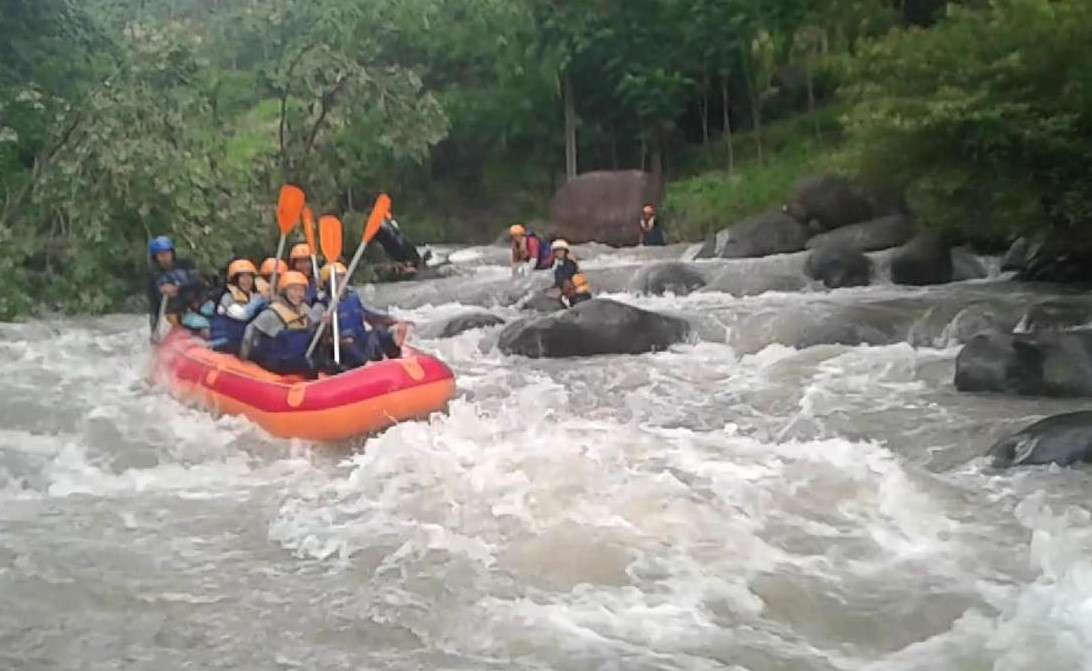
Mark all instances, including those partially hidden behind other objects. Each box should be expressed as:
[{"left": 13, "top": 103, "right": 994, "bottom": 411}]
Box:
[
  {"left": 259, "top": 258, "right": 288, "bottom": 276},
  {"left": 320, "top": 262, "right": 348, "bottom": 286},
  {"left": 278, "top": 271, "right": 310, "bottom": 291},
  {"left": 226, "top": 259, "right": 258, "bottom": 281},
  {"left": 572, "top": 273, "right": 590, "bottom": 290},
  {"left": 509, "top": 224, "right": 526, "bottom": 238},
  {"left": 289, "top": 243, "right": 312, "bottom": 260}
]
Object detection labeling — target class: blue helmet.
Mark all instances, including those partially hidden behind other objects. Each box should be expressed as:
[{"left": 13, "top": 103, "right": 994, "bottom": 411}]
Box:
[{"left": 148, "top": 236, "right": 175, "bottom": 257}]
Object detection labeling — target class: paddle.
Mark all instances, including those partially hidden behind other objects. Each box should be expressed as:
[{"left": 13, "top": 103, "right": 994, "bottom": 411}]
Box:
[
  {"left": 152, "top": 294, "right": 170, "bottom": 343},
  {"left": 302, "top": 206, "right": 321, "bottom": 282},
  {"left": 272, "top": 185, "right": 306, "bottom": 294},
  {"left": 306, "top": 193, "right": 391, "bottom": 360},
  {"left": 319, "top": 214, "right": 344, "bottom": 364}
]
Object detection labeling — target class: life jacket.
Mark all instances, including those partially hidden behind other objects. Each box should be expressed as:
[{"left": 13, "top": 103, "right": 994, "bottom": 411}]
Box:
[
  {"left": 514, "top": 233, "right": 553, "bottom": 270},
  {"left": 335, "top": 292, "right": 367, "bottom": 340},
  {"left": 252, "top": 301, "right": 314, "bottom": 373},
  {"left": 554, "top": 257, "right": 579, "bottom": 288},
  {"left": 209, "top": 284, "right": 255, "bottom": 351},
  {"left": 154, "top": 266, "right": 197, "bottom": 290}
]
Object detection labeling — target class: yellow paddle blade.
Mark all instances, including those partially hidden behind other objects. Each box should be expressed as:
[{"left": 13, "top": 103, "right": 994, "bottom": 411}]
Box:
[
  {"left": 302, "top": 207, "right": 317, "bottom": 251},
  {"left": 277, "top": 185, "right": 305, "bottom": 234},
  {"left": 319, "top": 215, "right": 343, "bottom": 262},
  {"left": 363, "top": 193, "right": 391, "bottom": 244}
]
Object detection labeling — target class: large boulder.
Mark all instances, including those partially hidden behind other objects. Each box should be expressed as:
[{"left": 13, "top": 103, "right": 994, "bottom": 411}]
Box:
[
  {"left": 890, "top": 232, "right": 953, "bottom": 286},
  {"left": 988, "top": 412, "right": 1092, "bottom": 468},
  {"left": 681, "top": 232, "right": 717, "bottom": 261},
  {"left": 718, "top": 211, "right": 809, "bottom": 259},
  {"left": 1016, "top": 299, "right": 1092, "bottom": 333},
  {"left": 804, "top": 245, "right": 872, "bottom": 289},
  {"left": 955, "top": 331, "right": 1092, "bottom": 397},
  {"left": 783, "top": 174, "right": 875, "bottom": 233},
  {"left": 550, "top": 170, "right": 663, "bottom": 246},
  {"left": 498, "top": 298, "right": 690, "bottom": 358},
  {"left": 804, "top": 214, "right": 913, "bottom": 253},
  {"left": 1016, "top": 244, "right": 1092, "bottom": 284},
  {"left": 1000, "top": 237, "right": 1031, "bottom": 272},
  {"left": 632, "top": 262, "right": 706, "bottom": 295},
  {"left": 520, "top": 291, "right": 566, "bottom": 313}
]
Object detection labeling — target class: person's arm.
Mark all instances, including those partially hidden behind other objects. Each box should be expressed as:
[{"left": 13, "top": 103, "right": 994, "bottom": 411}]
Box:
[{"left": 239, "top": 322, "right": 258, "bottom": 360}]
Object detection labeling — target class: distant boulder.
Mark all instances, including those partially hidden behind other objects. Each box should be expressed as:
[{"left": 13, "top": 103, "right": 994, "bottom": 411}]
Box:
[
  {"left": 550, "top": 170, "right": 663, "bottom": 246},
  {"left": 890, "top": 232, "right": 953, "bottom": 286},
  {"left": 804, "top": 214, "right": 913, "bottom": 253},
  {"left": 988, "top": 412, "right": 1092, "bottom": 468},
  {"left": 955, "top": 331, "right": 1092, "bottom": 397},
  {"left": 632, "top": 262, "right": 706, "bottom": 295},
  {"left": 1000, "top": 238, "right": 1031, "bottom": 272},
  {"left": 805, "top": 245, "right": 872, "bottom": 289},
  {"left": 432, "top": 311, "right": 505, "bottom": 338},
  {"left": 783, "top": 174, "right": 876, "bottom": 233},
  {"left": 718, "top": 211, "right": 809, "bottom": 259},
  {"left": 951, "top": 248, "right": 989, "bottom": 281},
  {"left": 498, "top": 298, "right": 690, "bottom": 358}
]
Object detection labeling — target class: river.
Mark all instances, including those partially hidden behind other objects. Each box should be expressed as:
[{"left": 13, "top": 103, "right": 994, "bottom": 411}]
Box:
[{"left": 2, "top": 244, "right": 1091, "bottom": 670}]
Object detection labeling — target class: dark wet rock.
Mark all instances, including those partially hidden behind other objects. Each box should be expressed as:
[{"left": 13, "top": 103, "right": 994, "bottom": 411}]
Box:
[
  {"left": 702, "top": 270, "right": 807, "bottom": 297},
  {"left": 804, "top": 245, "right": 872, "bottom": 289},
  {"left": 631, "top": 262, "right": 707, "bottom": 295},
  {"left": 1016, "top": 299, "right": 1092, "bottom": 333},
  {"left": 431, "top": 312, "right": 505, "bottom": 338},
  {"left": 718, "top": 211, "right": 809, "bottom": 259},
  {"left": 498, "top": 298, "right": 690, "bottom": 358},
  {"left": 955, "top": 331, "right": 1092, "bottom": 397},
  {"left": 890, "top": 232, "right": 953, "bottom": 286},
  {"left": 520, "top": 291, "right": 565, "bottom": 313},
  {"left": 1016, "top": 245, "right": 1092, "bottom": 284},
  {"left": 804, "top": 214, "right": 913, "bottom": 253},
  {"left": 988, "top": 412, "right": 1092, "bottom": 468},
  {"left": 1000, "top": 237, "right": 1031, "bottom": 272},
  {"left": 783, "top": 174, "right": 876, "bottom": 233},
  {"left": 681, "top": 232, "right": 717, "bottom": 261},
  {"left": 550, "top": 170, "right": 663, "bottom": 246}
]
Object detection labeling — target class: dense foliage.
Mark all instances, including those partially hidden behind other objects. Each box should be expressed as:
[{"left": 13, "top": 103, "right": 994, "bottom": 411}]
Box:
[{"left": 1, "top": 0, "right": 1087, "bottom": 318}]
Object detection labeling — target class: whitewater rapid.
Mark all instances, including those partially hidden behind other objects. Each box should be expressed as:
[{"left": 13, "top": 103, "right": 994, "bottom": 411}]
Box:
[{"left": 3, "top": 246, "right": 1092, "bottom": 670}]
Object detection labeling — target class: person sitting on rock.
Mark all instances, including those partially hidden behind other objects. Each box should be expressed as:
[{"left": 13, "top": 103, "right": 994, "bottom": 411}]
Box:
[
  {"left": 551, "top": 239, "right": 580, "bottom": 289},
  {"left": 638, "top": 204, "right": 666, "bottom": 246},
  {"left": 560, "top": 273, "right": 592, "bottom": 308},
  {"left": 509, "top": 224, "right": 553, "bottom": 276}
]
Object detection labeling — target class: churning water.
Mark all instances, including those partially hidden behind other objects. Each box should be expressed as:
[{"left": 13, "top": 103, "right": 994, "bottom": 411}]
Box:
[{"left": 3, "top": 245, "right": 1092, "bottom": 670}]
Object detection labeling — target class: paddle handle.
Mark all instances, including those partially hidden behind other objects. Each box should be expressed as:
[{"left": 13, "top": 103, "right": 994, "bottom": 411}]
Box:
[
  {"left": 152, "top": 295, "right": 169, "bottom": 342},
  {"left": 305, "top": 238, "right": 368, "bottom": 359},
  {"left": 269, "top": 235, "right": 287, "bottom": 298}
]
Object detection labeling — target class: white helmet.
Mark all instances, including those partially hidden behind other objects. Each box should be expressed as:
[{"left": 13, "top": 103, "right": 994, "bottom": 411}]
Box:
[{"left": 552, "top": 239, "right": 570, "bottom": 251}]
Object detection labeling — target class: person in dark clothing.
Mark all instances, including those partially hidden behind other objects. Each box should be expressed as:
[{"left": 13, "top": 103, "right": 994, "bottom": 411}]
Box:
[
  {"left": 318, "top": 262, "right": 409, "bottom": 370},
  {"left": 560, "top": 274, "right": 593, "bottom": 308},
  {"left": 638, "top": 204, "right": 666, "bottom": 246},
  {"left": 146, "top": 235, "right": 200, "bottom": 334},
  {"left": 551, "top": 239, "right": 579, "bottom": 289},
  {"left": 375, "top": 213, "right": 423, "bottom": 268}
]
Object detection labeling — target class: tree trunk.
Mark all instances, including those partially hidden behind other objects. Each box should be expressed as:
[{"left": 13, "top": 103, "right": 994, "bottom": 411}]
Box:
[
  {"left": 563, "top": 71, "right": 577, "bottom": 181},
  {"left": 700, "top": 64, "right": 710, "bottom": 146},
  {"left": 806, "top": 54, "right": 820, "bottom": 146},
  {"left": 649, "top": 124, "right": 666, "bottom": 182},
  {"left": 751, "top": 102, "right": 764, "bottom": 165},
  {"left": 609, "top": 123, "right": 618, "bottom": 169},
  {"left": 721, "top": 77, "right": 735, "bottom": 176}
]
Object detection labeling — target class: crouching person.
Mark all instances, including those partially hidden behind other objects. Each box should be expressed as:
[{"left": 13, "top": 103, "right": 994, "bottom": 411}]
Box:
[
  {"left": 560, "top": 273, "right": 592, "bottom": 308},
  {"left": 239, "top": 271, "right": 325, "bottom": 376}
]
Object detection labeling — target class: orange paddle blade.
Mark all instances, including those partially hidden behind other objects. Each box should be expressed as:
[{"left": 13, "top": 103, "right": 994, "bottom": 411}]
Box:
[
  {"left": 319, "top": 215, "right": 343, "bottom": 262},
  {"left": 277, "top": 185, "right": 305, "bottom": 234},
  {"left": 363, "top": 193, "right": 391, "bottom": 244},
  {"left": 302, "top": 207, "right": 317, "bottom": 251}
]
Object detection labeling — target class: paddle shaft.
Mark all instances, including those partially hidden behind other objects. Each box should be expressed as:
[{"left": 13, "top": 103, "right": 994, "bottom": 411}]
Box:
[
  {"left": 152, "top": 295, "right": 168, "bottom": 343},
  {"left": 330, "top": 272, "right": 341, "bottom": 364},
  {"left": 269, "top": 235, "right": 287, "bottom": 299},
  {"left": 310, "top": 254, "right": 320, "bottom": 286},
  {"left": 305, "top": 238, "right": 369, "bottom": 359}
]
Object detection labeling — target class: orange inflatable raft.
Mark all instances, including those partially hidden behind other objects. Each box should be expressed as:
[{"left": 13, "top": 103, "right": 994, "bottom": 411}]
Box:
[{"left": 151, "top": 330, "right": 456, "bottom": 441}]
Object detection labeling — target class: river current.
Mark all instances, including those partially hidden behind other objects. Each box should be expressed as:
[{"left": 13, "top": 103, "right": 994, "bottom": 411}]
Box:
[{"left": 2, "top": 244, "right": 1092, "bottom": 670}]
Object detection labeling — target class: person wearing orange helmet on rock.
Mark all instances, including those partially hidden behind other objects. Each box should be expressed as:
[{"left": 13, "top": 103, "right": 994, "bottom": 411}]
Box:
[
  {"left": 239, "top": 271, "right": 328, "bottom": 375},
  {"left": 509, "top": 224, "right": 553, "bottom": 277},
  {"left": 638, "top": 203, "right": 665, "bottom": 246},
  {"left": 560, "top": 273, "right": 593, "bottom": 308},
  {"left": 208, "top": 258, "right": 267, "bottom": 354},
  {"left": 257, "top": 257, "right": 288, "bottom": 299},
  {"left": 288, "top": 243, "right": 319, "bottom": 304}
]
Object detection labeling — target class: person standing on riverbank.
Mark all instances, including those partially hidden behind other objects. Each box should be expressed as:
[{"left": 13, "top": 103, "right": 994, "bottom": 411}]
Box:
[{"left": 638, "top": 204, "right": 665, "bottom": 246}]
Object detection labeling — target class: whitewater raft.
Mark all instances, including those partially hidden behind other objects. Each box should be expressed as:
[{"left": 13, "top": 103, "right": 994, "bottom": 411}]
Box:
[{"left": 151, "top": 330, "right": 455, "bottom": 441}]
